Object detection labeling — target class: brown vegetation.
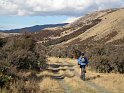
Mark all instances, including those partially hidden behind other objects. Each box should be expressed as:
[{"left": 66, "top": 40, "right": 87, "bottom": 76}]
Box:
[
  {"left": 0, "top": 33, "right": 47, "bottom": 92},
  {"left": 44, "top": 19, "right": 101, "bottom": 46},
  {"left": 87, "top": 45, "right": 124, "bottom": 73}
]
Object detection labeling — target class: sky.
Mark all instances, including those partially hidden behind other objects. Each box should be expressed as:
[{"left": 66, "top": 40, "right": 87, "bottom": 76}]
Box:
[{"left": 0, "top": 0, "right": 124, "bottom": 30}]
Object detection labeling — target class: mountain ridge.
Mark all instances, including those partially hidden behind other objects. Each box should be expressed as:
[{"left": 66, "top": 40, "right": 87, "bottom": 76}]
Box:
[
  {"left": 0, "top": 23, "right": 68, "bottom": 33},
  {"left": 34, "top": 8, "right": 124, "bottom": 46}
]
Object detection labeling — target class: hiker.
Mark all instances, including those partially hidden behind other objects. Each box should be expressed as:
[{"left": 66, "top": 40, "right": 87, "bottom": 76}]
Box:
[{"left": 77, "top": 52, "right": 88, "bottom": 80}]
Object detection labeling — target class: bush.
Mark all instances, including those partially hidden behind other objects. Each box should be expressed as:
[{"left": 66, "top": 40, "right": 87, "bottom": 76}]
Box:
[
  {"left": 0, "top": 33, "right": 47, "bottom": 92},
  {"left": 2, "top": 34, "right": 47, "bottom": 71},
  {"left": 47, "top": 45, "right": 76, "bottom": 58},
  {"left": 88, "top": 45, "right": 124, "bottom": 73},
  {"left": 89, "top": 56, "right": 111, "bottom": 73},
  {"left": 0, "top": 38, "right": 6, "bottom": 48},
  {"left": 109, "top": 54, "right": 124, "bottom": 73},
  {"left": 8, "top": 50, "right": 37, "bottom": 70},
  {"left": 3, "top": 35, "right": 35, "bottom": 52},
  {"left": 0, "top": 75, "right": 11, "bottom": 89}
]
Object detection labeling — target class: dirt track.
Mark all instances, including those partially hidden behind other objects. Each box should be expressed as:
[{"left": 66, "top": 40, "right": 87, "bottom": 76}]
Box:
[
  {"left": 39, "top": 57, "right": 111, "bottom": 93},
  {"left": 38, "top": 57, "right": 124, "bottom": 93}
]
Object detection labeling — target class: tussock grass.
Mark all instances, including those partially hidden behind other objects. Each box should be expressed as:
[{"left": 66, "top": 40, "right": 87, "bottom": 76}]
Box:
[
  {"left": 75, "top": 64, "right": 124, "bottom": 93},
  {"left": 58, "top": 69, "right": 75, "bottom": 78},
  {"left": 39, "top": 77, "right": 64, "bottom": 93},
  {"left": 37, "top": 71, "right": 53, "bottom": 77},
  {"left": 91, "top": 72, "right": 124, "bottom": 93},
  {"left": 48, "top": 57, "right": 75, "bottom": 64},
  {"left": 64, "top": 70, "right": 75, "bottom": 78},
  {"left": 1, "top": 79, "right": 41, "bottom": 93},
  {"left": 58, "top": 66, "right": 68, "bottom": 70},
  {"left": 48, "top": 57, "right": 124, "bottom": 93},
  {"left": 64, "top": 77, "right": 97, "bottom": 93},
  {"left": 58, "top": 70, "right": 65, "bottom": 76}
]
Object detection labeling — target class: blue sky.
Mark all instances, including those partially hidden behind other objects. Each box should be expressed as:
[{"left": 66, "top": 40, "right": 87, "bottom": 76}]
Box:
[
  {"left": 0, "top": 0, "right": 124, "bottom": 30},
  {"left": 0, "top": 16, "right": 68, "bottom": 30}
]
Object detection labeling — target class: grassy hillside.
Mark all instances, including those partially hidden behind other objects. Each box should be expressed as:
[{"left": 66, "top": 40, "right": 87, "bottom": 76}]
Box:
[
  {"left": 39, "top": 8, "right": 124, "bottom": 74},
  {"left": 0, "top": 7, "right": 124, "bottom": 93},
  {"left": 30, "top": 8, "right": 124, "bottom": 47}
]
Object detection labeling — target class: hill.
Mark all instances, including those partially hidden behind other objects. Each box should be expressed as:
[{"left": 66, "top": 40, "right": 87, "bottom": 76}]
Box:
[
  {"left": 32, "top": 7, "right": 124, "bottom": 74},
  {"left": 0, "top": 23, "right": 68, "bottom": 33},
  {"left": 33, "top": 8, "right": 124, "bottom": 46},
  {"left": 0, "top": 32, "right": 20, "bottom": 38},
  {"left": 0, "top": 7, "right": 124, "bottom": 93}
]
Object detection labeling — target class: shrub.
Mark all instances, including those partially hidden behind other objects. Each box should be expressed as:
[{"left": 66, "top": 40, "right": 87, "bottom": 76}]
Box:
[
  {"left": 88, "top": 45, "right": 124, "bottom": 73},
  {"left": 7, "top": 49, "right": 47, "bottom": 71},
  {"left": 0, "top": 38, "right": 6, "bottom": 48},
  {"left": 8, "top": 50, "right": 36, "bottom": 70},
  {"left": 3, "top": 35, "right": 35, "bottom": 52},
  {"left": 2, "top": 34, "right": 47, "bottom": 71},
  {"left": 109, "top": 54, "right": 124, "bottom": 73},
  {"left": 89, "top": 56, "right": 111, "bottom": 73},
  {"left": 0, "top": 33, "right": 47, "bottom": 92},
  {"left": 47, "top": 46, "right": 76, "bottom": 58}
]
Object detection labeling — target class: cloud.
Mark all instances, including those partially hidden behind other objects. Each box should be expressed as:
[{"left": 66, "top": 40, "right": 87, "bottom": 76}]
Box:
[
  {"left": 64, "top": 17, "right": 80, "bottom": 23},
  {"left": 0, "top": 0, "right": 124, "bottom": 16},
  {"left": 0, "top": 25, "right": 4, "bottom": 29},
  {"left": 0, "top": 24, "right": 29, "bottom": 30}
]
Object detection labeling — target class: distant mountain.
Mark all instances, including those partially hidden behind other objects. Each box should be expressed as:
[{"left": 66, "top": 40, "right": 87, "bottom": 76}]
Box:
[{"left": 0, "top": 23, "right": 68, "bottom": 33}]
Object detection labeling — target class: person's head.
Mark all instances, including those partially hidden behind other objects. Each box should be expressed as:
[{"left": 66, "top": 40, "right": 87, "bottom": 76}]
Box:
[{"left": 81, "top": 52, "right": 85, "bottom": 56}]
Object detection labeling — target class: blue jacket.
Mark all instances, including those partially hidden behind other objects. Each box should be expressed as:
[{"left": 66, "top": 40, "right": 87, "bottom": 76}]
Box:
[{"left": 77, "top": 56, "right": 88, "bottom": 66}]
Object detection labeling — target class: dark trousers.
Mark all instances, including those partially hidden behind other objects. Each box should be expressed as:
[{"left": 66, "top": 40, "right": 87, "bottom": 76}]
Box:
[{"left": 80, "top": 65, "right": 85, "bottom": 75}]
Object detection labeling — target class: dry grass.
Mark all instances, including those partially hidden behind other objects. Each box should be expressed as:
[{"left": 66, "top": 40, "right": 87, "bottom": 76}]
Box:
[
  {"left": 64, "top": 77, "right": 97, "bottom": 93},
  {"left": 47, "top": 57, "right": 75, "bottom": 64},
  {"left": 48, "top": 57, "right": 124, "bottom": 93},
  {"left": 48, "top": 57, "right": 96, "bottom": 93},
  {"left": 75, "top": 65, "right": 124, "bottom": 93},
  {"left": 39, "top": 77, "right": 64, "bottom": 93},
  {"left": 58, "top": 66, "right": 68, "bottom": 70},
  {"left": 1, "top": 79, "right": 40, "bottom": 93},
  {"left": 53, "top": 9, "right": 124, "bottom": 46},
  {"left": 37, "top": 71, "right": 54, "bottom": 77},
  {"left": 90, "top": 72, "right": 124, "bottom": 93},
  {"left": 64, "top": 70, "right": 75, "bottom": 78},
  {"left": 58, "top": 69, "right": 75, "bottom": 78},
  {"left": 58, "top": 70, "right": 65, "bottom": 76},
  {"left": 47, "top": 57, "right": 60, "bottom": 63},
  {"left": 37, "top": 65, "right": 64, "bottom": 93}
]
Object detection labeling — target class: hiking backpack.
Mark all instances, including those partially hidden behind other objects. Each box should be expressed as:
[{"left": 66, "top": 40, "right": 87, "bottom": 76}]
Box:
[
  {"left": 80, "top": 56, "right": 87, "bottom": 65},
  {"left": 81, "top": 56, "right": 85, "bottom": 63}
]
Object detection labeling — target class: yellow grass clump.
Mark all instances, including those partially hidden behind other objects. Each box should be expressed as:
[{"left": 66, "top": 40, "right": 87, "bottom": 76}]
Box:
[
  {"left": 39, "top": 77, "right": 64, "bottom": 93},
  {"left": 64, "top": 77, "right": 96, "bottom": 93},
  {"left": 91, "top": 73, "right": 124, "bottom": 93},
  {"left": 37, "top": 71, "right": 53, "bottom": 77}
]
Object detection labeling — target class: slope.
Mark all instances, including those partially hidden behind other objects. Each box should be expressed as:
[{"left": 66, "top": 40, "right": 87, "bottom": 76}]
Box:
[
  {"left": 36, "top": 8, "right": 124, "bottom": 46},
  {"left": 56, "top": 8, "right": 124, "bottom": 46}
]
